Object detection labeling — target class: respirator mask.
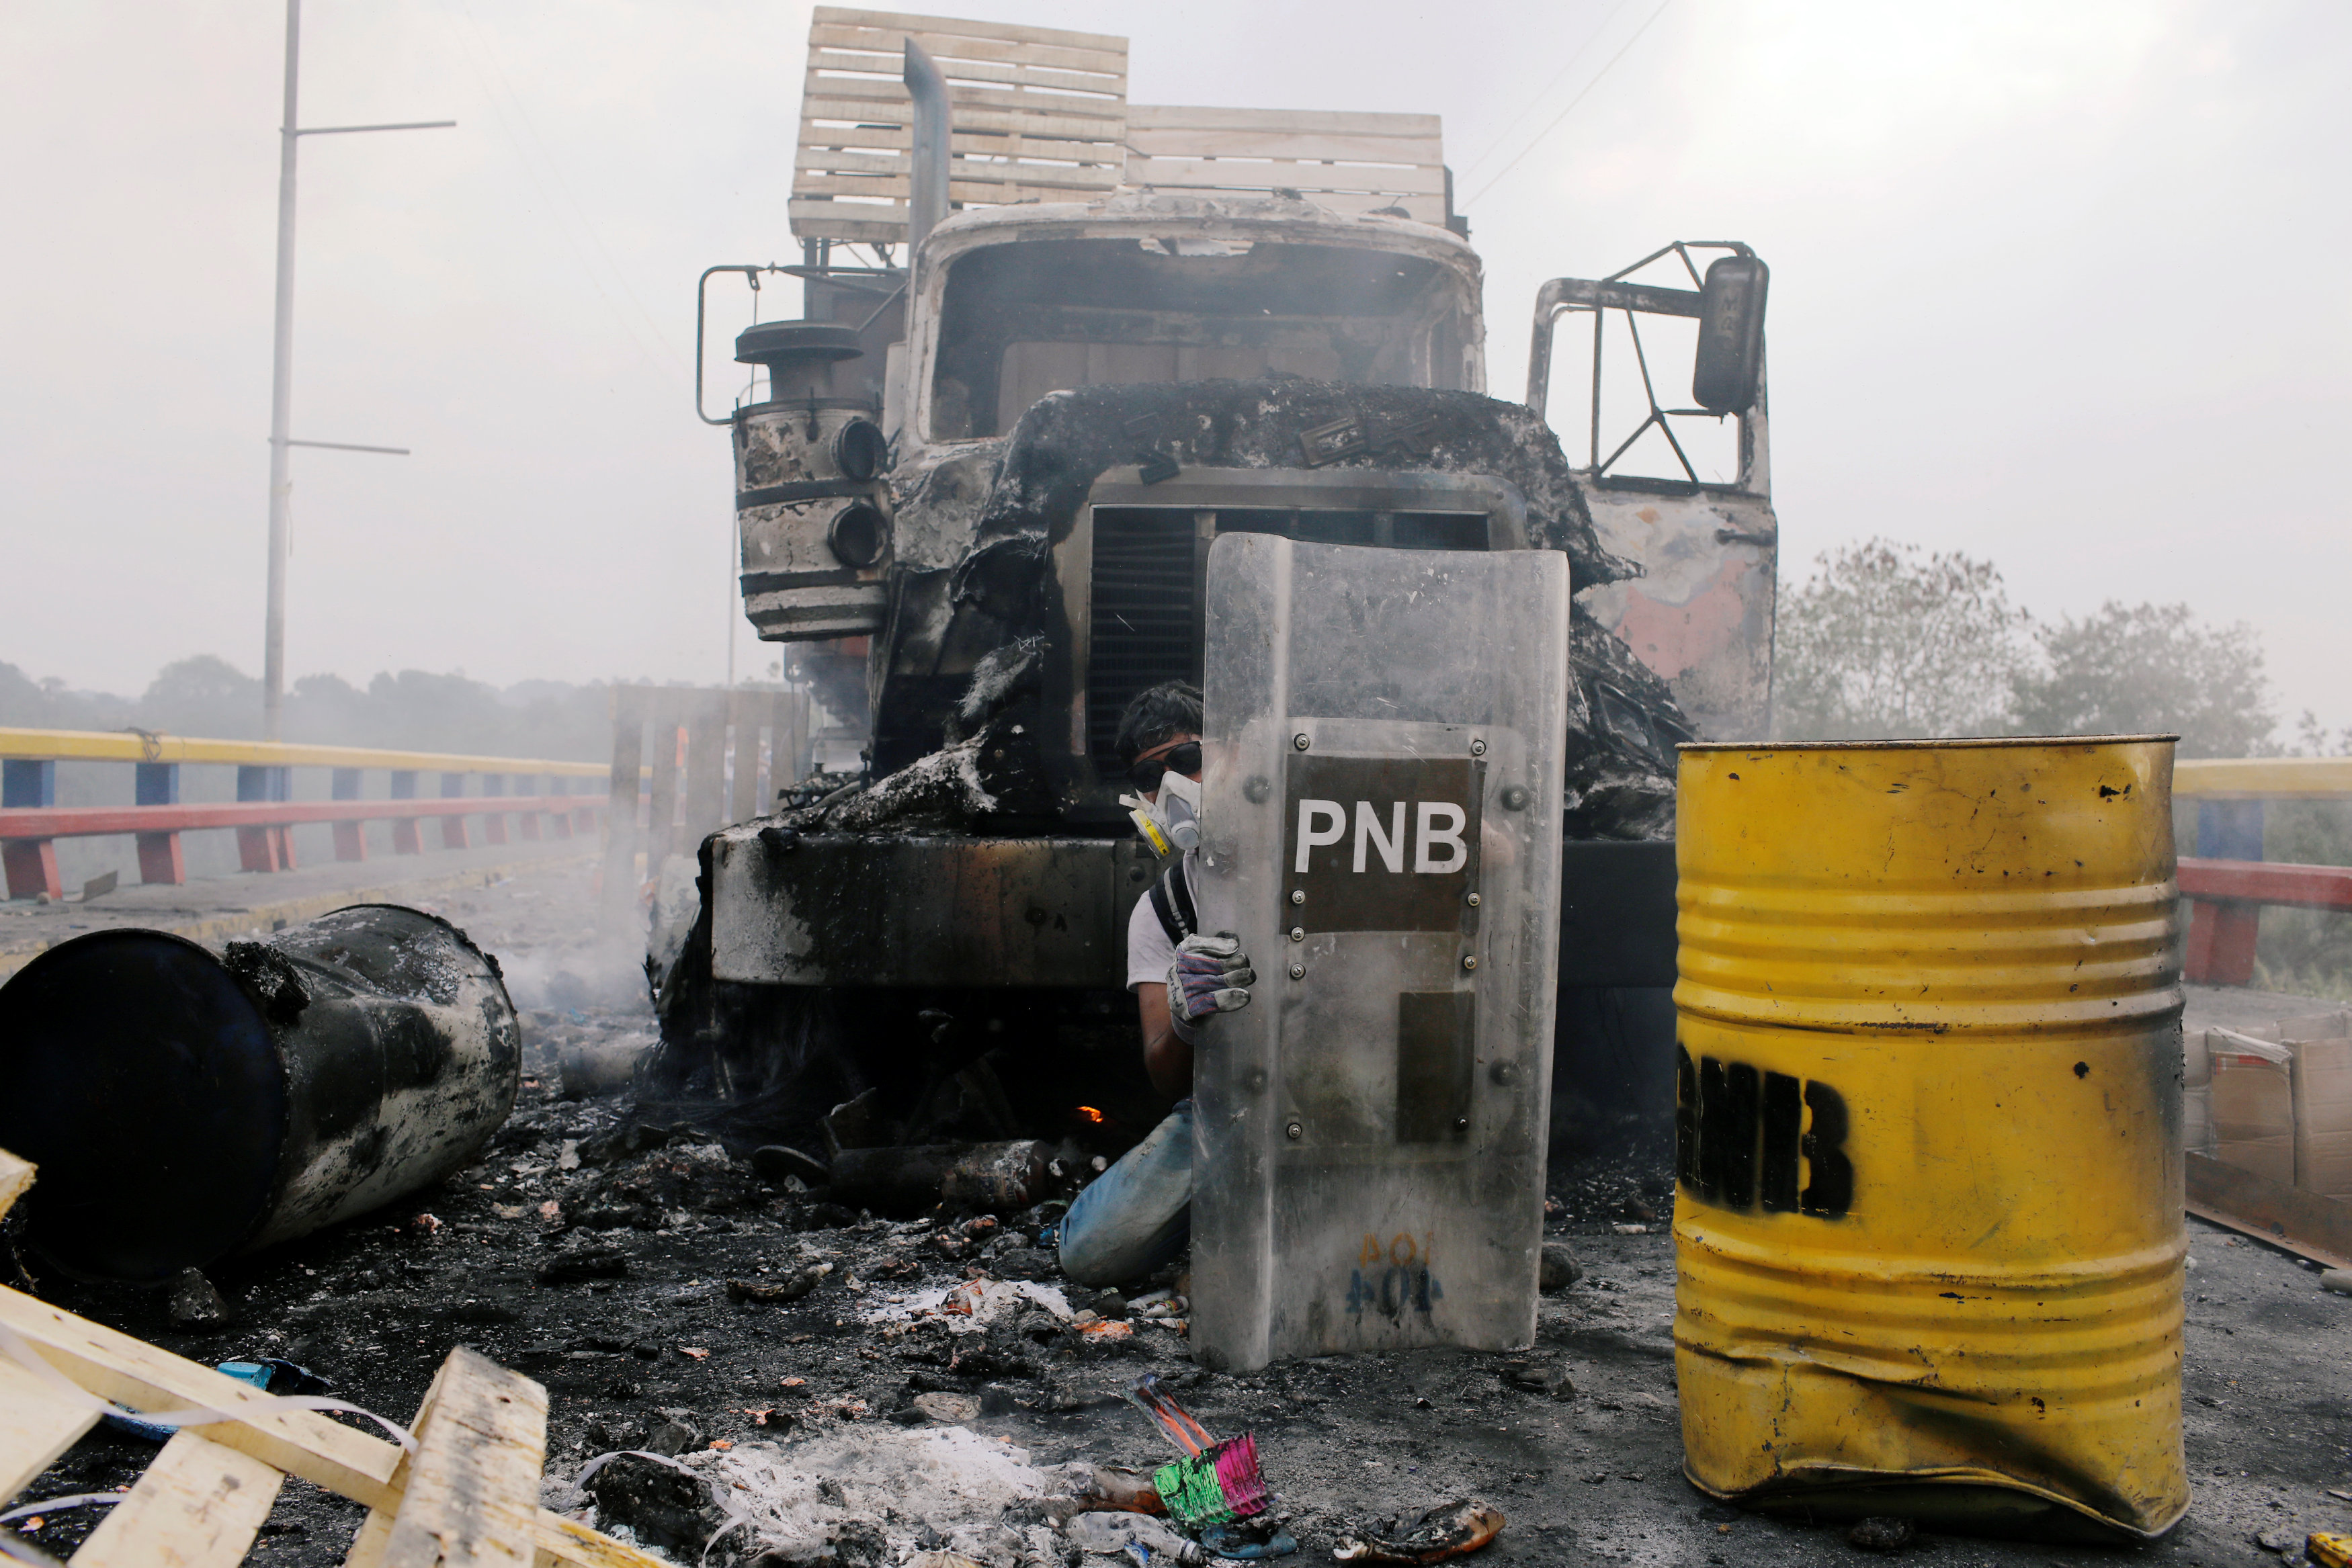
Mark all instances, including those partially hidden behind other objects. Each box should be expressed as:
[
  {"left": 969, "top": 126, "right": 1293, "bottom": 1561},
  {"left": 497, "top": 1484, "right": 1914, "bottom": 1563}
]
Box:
[{"left": 1120, "top": 739, "right": 1203, "bottom": 857}]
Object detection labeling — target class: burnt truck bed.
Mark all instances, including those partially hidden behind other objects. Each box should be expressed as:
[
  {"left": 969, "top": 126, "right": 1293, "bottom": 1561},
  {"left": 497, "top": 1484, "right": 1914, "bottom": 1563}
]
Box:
[{"left": 706, "top": 830, "right": 1675, "bottom": 992}]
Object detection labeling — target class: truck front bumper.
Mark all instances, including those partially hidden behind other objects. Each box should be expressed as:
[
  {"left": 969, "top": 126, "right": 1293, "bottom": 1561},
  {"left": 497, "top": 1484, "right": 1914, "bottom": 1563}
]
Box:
[
  {"left": 708, "top": 826, "right": 1677, "bottom": 992},
  {"left": 710, "top": 828, "right": 1159, "bottom": 988}
]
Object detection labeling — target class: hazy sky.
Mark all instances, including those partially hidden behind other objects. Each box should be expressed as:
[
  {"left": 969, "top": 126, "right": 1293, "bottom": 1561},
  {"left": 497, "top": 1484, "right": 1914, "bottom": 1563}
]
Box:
[{"left": 4, "top": 2, "right": 2345, "bottom": 726}]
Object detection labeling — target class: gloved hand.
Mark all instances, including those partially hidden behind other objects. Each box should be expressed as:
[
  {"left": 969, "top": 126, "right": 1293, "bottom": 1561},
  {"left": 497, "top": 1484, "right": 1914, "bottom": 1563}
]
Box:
[{"left": 1167, "top": 932, "right": 1255, "bottom": 1037}]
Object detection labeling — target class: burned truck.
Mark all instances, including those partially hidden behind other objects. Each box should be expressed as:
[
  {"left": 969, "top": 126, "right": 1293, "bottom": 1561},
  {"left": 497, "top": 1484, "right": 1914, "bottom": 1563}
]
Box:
[{"left": 660, "top": 9, "right": 1777, "bottom": 1157}]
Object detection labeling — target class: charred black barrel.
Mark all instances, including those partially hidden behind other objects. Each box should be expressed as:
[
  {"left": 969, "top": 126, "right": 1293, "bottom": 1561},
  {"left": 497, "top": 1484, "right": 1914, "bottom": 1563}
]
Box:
[{"left": 0, "top": 904, "right": 519, "bottom": 1283}]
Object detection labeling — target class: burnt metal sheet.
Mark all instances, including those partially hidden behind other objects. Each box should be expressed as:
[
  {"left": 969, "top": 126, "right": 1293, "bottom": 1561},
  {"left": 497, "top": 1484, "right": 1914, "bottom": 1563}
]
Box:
[
  {"left": 708, "top": 827, "right": 1157, "bottom": 987},
  {"left": 2185, "top": 1149, "right": 2352, "bottom": 1270},
  {"left": 708, "top": 827, "right": 1679, "bottom": 990},
  {"left": 1577, "top": 488, "right": 1776, "bottom": 742}
]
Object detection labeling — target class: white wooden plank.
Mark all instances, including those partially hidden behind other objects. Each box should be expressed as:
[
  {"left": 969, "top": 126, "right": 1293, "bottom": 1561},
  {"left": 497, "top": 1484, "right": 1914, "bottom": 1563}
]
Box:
[
  {"left": 800, "top": 75, "right": 1128, "bottom": 122},
  {"left": 809, "top": 23, "right": 1125, "bottom": 77},
  {"left": 787, "top": 202, "right": 910, "bottom": 243},
  {"left": 810, "top": 47, "right": 1122, "bottom": 97},
  {"left": 345, "top": 1506, "right": 396, "bottom": 1568},
  {"left": 801, "top": 100, "right": 1127, "bottom": 143},
  {"left": 1127, "top": 103, "right": 1440, "bottom": 138},
  {"left": 800, "top": 126, "right": 1125, "bottom": 157},
  {"left": 812, "top": 6, "right": 1126, "bottom": 56},
  {"left": 0, "top": 1286, "right": 404, "bottom": 1512},
  {"left": 337, "top": 1356, "right": 448, "bottom": 1568},
  {"left": 1124, "top": 128, "right": 1445, "bottom": 165},
  {"left": 796, "top": 168, "right": 1120, "bottom": 198},
  {"left": 378, "top": 1348, "right": 546, "bottom": 1568},
  {"left": 528, "top": 1510, "right": 672, "bottom": 1568},
  {"left": 69, "top": 1430, "right": 283, "bottom": 1568},
  {"left": 1128, "top": 157, "right": 1449, "bottom": 196},
  {"left": 0, "top": 1355, "right": 101, "bottom": 1502},
  {"left": 0, "top": 1150, "right": 32, "bottom": 1223},
  {"left": 800, "top": 153, "right": 1120, "bottom": 187}
]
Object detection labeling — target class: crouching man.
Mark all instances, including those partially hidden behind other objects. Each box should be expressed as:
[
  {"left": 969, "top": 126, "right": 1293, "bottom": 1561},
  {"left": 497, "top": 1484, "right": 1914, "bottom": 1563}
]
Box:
[{"left": 1056, "top": 681, "right": 1254, "bottom": 1287}]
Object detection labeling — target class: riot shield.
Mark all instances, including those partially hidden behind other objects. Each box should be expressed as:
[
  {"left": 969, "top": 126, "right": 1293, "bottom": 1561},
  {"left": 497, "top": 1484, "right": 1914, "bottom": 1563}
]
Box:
[{"left": 1190, "top": 534, "right": 1569, "bottom": 1370}]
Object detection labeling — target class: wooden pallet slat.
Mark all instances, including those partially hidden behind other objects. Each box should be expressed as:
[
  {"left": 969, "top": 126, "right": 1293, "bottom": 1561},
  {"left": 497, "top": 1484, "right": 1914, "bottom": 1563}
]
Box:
[
  {"left": 1126, "top": 128, "right": 1445, "bottom": 166},
  {"left": 68, "top": 1430, "right": 282, "bottom": 1567},
  {"left": 530, "top": 1512, "right": 673, "bottom": 1568},
  {"left": 796, "top": 146, "right": 1127, "bottom": 182},
  {"left": 795, "top": 168, "right": 1122, "bottom": 200},
  {"left": 1122, "top": 104, "right": 1447, "bottom": 218},
  {"left": 0, "top": 1356, "right": 101, "bottom": 1502},
  {"left": 0, "top": 1149, "right": 662, "bottom": 1568},
  {"left": 1126, "top": 157, "right": 1450, "bottom": 197},
  {"left": 786, "top": 201, "right": 913, "bottom": 243},
  {"left": 1128, "top": 103, "right": 1441, "bottom": 139},
  {"left": 798, "top": 125, "right": 1131, "bottom": 159},
  {"left": 378, "top": 1348, "right": 546, "bottom": 1568},
  {"left": 794, "top": 7, "right": 1132, "bottom": 241},
  {"left": 811, "top": 46, "right": 1122, "bottom": 99},
  {"left": 810, "top": 22, "right": 1126, "bottom": 77},
  {"left": 801, "top": 103, "right": 1124, "bottom": 147},
  {"left": 0, "top": 1149, "right": 33, "bottom": 1222},
  {"left": 812, "top": 5, "right": 1124, "bottom": 56},
  {"left": 0, "top": 1287, "right": 406, "bottom": 1512},
  {"left": 801, "top": 74, "right": 1126, "bottom": 123}
]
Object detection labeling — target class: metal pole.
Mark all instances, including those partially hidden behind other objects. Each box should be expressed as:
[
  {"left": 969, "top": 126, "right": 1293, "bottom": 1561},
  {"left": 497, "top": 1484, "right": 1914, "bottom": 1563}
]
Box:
[
  {"left": 263, "top": 0, "right": 301, "bottom": 742},
  {"left": 902, "top": 39, "right": 950, "bottom": 275}
]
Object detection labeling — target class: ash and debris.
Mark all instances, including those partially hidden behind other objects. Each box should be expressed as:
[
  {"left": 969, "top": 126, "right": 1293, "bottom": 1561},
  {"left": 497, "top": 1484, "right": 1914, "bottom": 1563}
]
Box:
[
  {"left": 767, "top": 639, "right": 1048, "bottom": 838},
  {"left": 775, "top": 373, "right": 1695, "bottom": 839},
  {"left": 948, "top": 380, "right": 1636, "bottom": 593},
  {"left": 780, "top": 376, "right": 1695, "bottom": 842},
  {"left": 8, "top": 860, "right": 2352, "bottom": 1567}
]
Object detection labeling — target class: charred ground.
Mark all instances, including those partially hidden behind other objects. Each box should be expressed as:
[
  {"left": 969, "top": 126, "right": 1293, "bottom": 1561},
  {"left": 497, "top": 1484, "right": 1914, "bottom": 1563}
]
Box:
[{"left": 5, "top": 860, "right": 2347, "bottom": 1567}]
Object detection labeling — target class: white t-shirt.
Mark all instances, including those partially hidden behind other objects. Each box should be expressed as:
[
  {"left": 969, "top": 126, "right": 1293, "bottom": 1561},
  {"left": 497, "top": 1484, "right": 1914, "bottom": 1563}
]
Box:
[{"left": 1125, "top": 851, "right": 1196, "bottom": 991}]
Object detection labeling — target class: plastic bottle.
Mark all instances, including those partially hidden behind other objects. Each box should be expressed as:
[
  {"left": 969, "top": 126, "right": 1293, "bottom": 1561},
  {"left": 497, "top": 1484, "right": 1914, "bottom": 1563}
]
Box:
[{"left": 1063, "top": 1510, "right": 1205, "bottom": 1564}]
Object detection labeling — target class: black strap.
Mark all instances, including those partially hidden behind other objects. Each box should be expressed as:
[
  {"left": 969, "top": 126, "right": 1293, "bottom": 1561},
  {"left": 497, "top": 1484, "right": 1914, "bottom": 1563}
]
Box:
[
  {"left": 1167, "top": 859, "right": 1198, "bottom": 937},
  {"left": 1146, "top": 861, "right": 1195, "bottom": 947}
]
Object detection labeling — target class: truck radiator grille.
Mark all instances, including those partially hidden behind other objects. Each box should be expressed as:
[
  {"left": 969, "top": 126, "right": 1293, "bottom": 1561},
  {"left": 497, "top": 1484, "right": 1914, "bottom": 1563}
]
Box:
[
  {"left": 1089, "top": 508, "right": 1201, "bottom": 771},
  {"left": 1085, "top": 505, "right": 1491, "bottom": 775}
]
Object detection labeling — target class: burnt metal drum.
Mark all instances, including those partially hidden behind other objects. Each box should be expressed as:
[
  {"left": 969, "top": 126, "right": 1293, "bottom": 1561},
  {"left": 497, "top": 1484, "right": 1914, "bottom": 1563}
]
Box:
[{"left": 0, "top": 904, "right": 519, "bottom": 1283}]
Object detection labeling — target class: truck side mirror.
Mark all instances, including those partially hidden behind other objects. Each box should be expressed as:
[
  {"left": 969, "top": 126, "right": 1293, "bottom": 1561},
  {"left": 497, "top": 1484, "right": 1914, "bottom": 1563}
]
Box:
[{"left": 1692, "top": 255, "right": 1768, "bottom": 415}]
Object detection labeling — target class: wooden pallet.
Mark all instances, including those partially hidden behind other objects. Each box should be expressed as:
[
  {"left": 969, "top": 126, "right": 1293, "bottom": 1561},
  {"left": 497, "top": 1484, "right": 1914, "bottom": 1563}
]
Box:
[
  {"left": 793, "top": 6, "right": 1130, "bottom": 243},
  {"left": 0, "top": 1147, "right": 663, "bottom": 1567},
  {"left": 1124, "top": 105, "right": 1450, "bottom": 226}
]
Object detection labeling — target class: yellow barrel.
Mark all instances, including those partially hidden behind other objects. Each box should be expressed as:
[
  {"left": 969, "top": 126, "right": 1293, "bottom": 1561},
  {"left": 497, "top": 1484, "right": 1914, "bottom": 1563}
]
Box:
[{"left": 1673, "top": 737, "right": 2187, "bottom": 1542}]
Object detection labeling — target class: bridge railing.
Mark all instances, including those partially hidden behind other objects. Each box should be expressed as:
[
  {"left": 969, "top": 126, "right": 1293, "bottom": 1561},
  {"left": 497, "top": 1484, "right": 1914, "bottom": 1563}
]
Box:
[
  {"left": 0, "top": 730, "right": 610, "bottom": 901},
  {"left": 599, "top": 685, "right": 818, "bottom": 928},
  {"left": 2175, "top": 757, "right": 2352, "bottom": 986}
]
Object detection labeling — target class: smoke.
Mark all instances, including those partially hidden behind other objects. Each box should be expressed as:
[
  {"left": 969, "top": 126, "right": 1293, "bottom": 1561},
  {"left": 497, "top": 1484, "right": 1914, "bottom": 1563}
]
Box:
[{"left": 497, "top": 933, "right": 651, "bottom": 1014}]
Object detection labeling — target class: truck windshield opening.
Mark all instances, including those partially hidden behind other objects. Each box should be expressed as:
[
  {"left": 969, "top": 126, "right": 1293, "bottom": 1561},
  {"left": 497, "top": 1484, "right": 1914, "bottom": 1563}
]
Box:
[{"left": 929, "top": 237, "right": 1475, "bottom": 440}]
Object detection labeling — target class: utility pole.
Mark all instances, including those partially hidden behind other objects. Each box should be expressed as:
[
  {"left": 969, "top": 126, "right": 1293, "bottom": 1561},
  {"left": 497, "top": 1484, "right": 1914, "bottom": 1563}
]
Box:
[{"left": 262, "top": 0, "right": 452, "bottom": 739}]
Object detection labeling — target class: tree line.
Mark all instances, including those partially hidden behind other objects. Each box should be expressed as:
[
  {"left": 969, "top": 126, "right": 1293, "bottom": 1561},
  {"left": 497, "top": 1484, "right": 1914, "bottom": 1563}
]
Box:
[
  {"left": 1773, "top": 538, "right": 2352, "bottom": 997},
  {"left": 1772, "top": 537, "right": 2306, "bottom": 758},
  {"left": 0, "top": 654, "right": 614, "bottom": 762}
]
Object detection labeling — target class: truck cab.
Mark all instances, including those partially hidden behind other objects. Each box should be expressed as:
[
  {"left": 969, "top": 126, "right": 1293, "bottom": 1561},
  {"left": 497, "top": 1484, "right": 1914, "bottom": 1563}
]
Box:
[{"left": 671, "top": 9, "right": 1773, "bottom": 1145}]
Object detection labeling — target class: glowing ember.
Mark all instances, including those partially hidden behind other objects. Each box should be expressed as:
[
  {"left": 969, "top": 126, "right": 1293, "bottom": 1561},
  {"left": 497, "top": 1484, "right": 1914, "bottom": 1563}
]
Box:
[{"left": 1075, "top": 1106, "right": 1105, "bottom": 1125}]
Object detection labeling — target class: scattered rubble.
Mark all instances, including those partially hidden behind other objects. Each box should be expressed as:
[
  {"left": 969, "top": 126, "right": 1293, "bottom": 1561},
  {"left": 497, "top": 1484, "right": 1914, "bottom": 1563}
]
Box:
[
  {"left": 1538, "top": 1243, "right": 1581, "bottom": 1294},
  {"left": 1332, "top": 1500, "right": 1507, "bottom": 1563},
  {"left": 5, "top": 863, "right": 2347, "bottom": 1567},
  {"left": 164, "top": 1266, "right": 228, "bottom": 1330},
  {"left": 1848, "top": 1516, "right": 1917, "bottom": 1551}
]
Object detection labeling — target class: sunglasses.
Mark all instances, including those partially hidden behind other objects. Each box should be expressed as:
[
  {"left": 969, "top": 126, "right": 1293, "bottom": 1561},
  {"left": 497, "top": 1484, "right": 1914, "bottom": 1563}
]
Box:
[{"left": 1129, "top": 740, "right": 1202, "bottom": 792}]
